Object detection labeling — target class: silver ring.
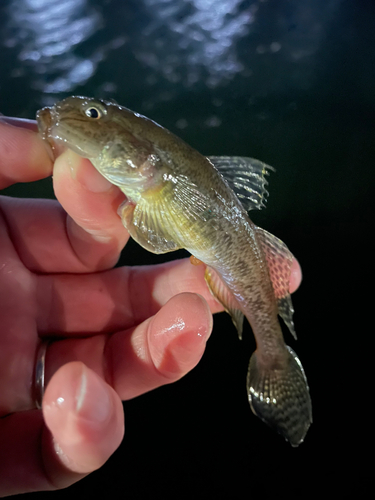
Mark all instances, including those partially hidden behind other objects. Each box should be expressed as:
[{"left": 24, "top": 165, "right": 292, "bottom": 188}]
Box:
[{"left": 34, "top": 340, "right": 49, "bottom": 409}]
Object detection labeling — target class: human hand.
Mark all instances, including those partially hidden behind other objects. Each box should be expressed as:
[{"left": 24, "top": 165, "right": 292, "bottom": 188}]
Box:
[{"left": 0, "top": 117, "right": 302, "bottom": 496}]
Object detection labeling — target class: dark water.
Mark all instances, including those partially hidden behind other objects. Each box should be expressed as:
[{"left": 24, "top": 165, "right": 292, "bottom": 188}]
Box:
[{"left": 0, "top": 0, "right": 374, "bottom": 497}]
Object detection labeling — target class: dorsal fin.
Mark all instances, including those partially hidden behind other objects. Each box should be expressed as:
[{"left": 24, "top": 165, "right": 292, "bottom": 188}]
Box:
[{"left": 207, "top": 156, "right": 274, "bottom": 211}]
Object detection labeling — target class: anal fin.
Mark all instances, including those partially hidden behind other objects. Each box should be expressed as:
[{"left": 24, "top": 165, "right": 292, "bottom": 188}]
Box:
[{"left": 204, "top": 266, "right": 244, "bottom": 339}]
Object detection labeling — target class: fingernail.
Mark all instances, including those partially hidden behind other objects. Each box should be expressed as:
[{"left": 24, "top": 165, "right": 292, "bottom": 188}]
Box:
[
  {"left": 0, "top": 116, "right": 37, "bottom": 128},
  {"left": 75, "top": 365, "right": 112, "bottom": 425}
]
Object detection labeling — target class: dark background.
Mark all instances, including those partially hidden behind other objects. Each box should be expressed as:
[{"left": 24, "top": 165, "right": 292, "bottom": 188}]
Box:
[{"left": 1, "top": 0, "right": 373, "bottom": 497}]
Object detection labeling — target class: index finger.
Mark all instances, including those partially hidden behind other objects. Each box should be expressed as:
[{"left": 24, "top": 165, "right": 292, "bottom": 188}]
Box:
[{"left": 0, "top": 118, "right": 53, "bottom": 188}]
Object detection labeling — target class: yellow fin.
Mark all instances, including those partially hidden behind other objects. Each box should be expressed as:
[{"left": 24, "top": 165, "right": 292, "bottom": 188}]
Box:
[
  {"left": 119, "top": 168, "right": 223, "bottom": 255},
  {"left": 118, "top": 199, "right": 182, "bottom": 254},
  {"left": 205, "top": 266, "right": 244, "bottom": 339},
  {"left": 256, "top": 226, "right": 296, "bottom": 339}
]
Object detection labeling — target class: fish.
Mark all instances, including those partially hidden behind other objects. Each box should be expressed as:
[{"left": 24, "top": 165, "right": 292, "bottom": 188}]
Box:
[{"left": 37, "top": 96, "right": 312, "bottom": 446}]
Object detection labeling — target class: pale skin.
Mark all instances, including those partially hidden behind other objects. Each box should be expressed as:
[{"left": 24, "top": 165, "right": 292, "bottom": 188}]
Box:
[{"left": 0, "top": 117, "right": 302, "bottom": 496}]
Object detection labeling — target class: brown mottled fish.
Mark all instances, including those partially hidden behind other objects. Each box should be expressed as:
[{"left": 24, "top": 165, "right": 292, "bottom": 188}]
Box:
[{"left": 37, "top": 96, "right": 312, "bottom": 446}]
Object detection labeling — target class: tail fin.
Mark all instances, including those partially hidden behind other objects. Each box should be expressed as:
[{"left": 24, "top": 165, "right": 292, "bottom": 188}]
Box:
[{"left": 247, "top": 346, "right": 312, "bottom": 446}]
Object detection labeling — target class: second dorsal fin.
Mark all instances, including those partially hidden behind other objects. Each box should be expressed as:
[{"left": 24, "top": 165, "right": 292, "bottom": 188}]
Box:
[{"left": 256, "top": 226, "right": 297, "bottom": 340}]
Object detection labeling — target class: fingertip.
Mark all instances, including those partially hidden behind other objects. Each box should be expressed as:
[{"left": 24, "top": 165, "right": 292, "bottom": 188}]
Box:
[
  {"left": 0, "top": 122, "right": 52, "bottom": 187},
  {"left": 148, "top": 292, "right": 213, "bottom": 378},
  {"left": 289, "top": 258, "right": 302, "bottom": 294},
  {"left": 43, "top": 362, "right": 124, "bottom": 475}
]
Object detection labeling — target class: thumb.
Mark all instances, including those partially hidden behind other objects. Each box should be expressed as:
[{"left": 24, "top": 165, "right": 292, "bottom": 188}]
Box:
[
  {"left": 42, "top": 362, "right": 125, "bottom": 477},
  {"left": 0, "top": 362, "right": 124, "bottom": 495}
]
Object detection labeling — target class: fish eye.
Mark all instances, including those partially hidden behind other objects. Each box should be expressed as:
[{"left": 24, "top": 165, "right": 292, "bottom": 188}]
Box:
[{"left": 85, "top": 107, "right": 102, "bottom": 119}]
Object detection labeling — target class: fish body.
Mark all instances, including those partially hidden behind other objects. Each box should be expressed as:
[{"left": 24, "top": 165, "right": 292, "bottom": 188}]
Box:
[{"left": 37, "top": 96, "right": 312, "bottom": 445}]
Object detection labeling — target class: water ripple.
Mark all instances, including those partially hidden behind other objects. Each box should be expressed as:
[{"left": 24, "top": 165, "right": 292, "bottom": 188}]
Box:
[
  {"left": 136, "top": 0, "right": 254, "bottom": 88},
  {"left": 2, "top": 0, "right": 125, "bottom": 101}
]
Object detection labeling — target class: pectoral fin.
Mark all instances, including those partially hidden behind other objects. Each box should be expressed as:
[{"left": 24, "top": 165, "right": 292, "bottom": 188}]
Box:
[
  {"left": 204, "top": 266, "right": 244, "bottom": 339},
  {"left": 118, "top": 199, "right": 182, "bottom": 254},
  {"left": 256, "top": 227, "right": 297, "bottom": 339}
]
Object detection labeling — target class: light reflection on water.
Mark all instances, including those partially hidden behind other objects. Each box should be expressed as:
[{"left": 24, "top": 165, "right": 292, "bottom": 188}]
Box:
[
  {"left": 2, "top": 0, "right": 255, "bottom": 103},
  {"left": 3, "top": 0, "right": 125, "bottom": 101},
  {"left": 1, "top": 0, "right": 342, "bottom": 115},
  {"left": 138, "top": 0, "right": 255, "bottom": 88}
]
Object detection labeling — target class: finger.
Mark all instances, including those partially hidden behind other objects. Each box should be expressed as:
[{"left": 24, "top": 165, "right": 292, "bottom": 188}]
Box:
[
  {"left": 1, "top": 139, "right": 128, "bottom": 272},
  {"left": 36, "top": 259, "right": 223, "bottom": 335},
  {"left": 52, "top": 149, "right": 128, "bottom": 270},
  {"left": 0, "top": 194, "right": 126, "bottom": 274},
  {"left": 36, "top": 254, "right": 301, "bottom": 336},
  {"left": 108, "top": 292, "right": 213, "bottom": 399},
  {"left": 0, "top": 363, "right": 124, "bottom": 495},
  {"left": 0, "top": 120, "right": 52, "bottom": 188},
  {"left": 45, "top": 293, "right": 213, "bottom": 402},
  {"left": 1, "top": 261, "right": 218, "bottom": 416},
  {"left": 0, "top": 409, "right": 61, "bottom": 495},
  {"left": 43, "top": 362, "right": 124, "bottom": 475},
  {"left": 0, "top": 116, "right": 38, "bottom": 131},
  {"left": 290, "top": 258, "right": 302, "bottom": 293}
]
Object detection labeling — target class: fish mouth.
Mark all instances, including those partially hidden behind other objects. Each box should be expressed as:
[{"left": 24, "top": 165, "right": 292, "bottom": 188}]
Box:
[{"left": 36, "top": 106, "right": 66, "bottom": 159}]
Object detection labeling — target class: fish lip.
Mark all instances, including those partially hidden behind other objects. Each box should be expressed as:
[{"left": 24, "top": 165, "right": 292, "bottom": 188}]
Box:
[
  {"left": 36, "top": 105, "right": 70, "bottom": 159},
  {"left": 36, "top": 106, "right": 59, "bottom": 154},
  {"left": 36, "top": 105, "right": 54, "bottom": 136}
]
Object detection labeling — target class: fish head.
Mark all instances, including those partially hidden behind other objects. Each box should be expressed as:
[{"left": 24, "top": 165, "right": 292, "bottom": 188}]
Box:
[
  {"left": 37, "top": 96, "right": 162, "bottom": 195},
  {"left": 36, "top": 96, "right": 112, "bottom": 158}
]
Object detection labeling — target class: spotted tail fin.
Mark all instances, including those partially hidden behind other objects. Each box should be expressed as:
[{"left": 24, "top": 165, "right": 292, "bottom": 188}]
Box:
[{"left": 247, "top": 346, "right": 312, "bottom": 446}]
